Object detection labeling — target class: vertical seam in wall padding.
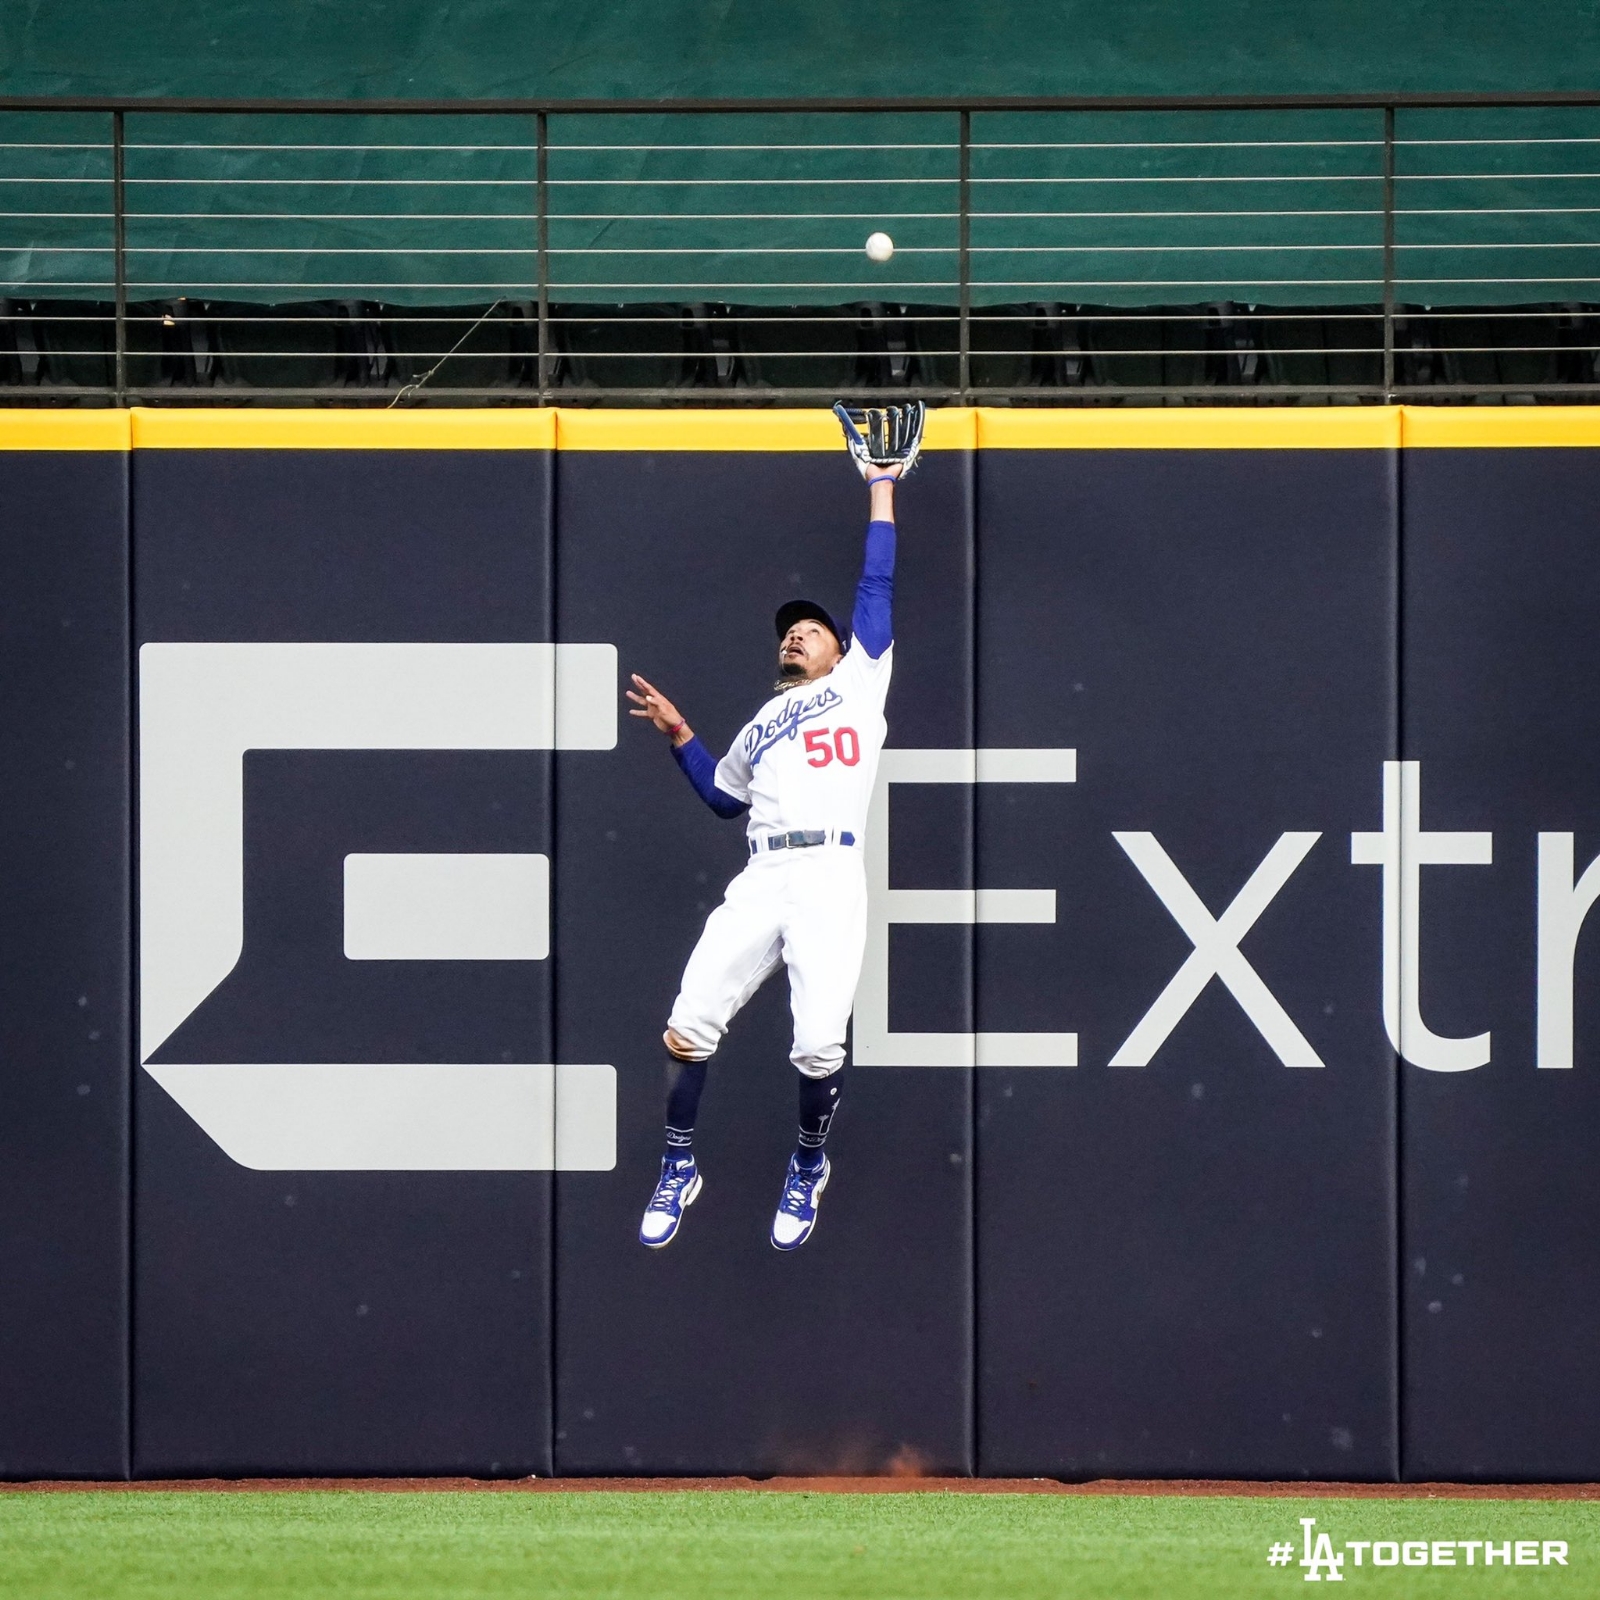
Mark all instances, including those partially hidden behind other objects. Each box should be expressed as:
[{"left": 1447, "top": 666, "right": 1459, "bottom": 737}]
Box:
[
  {"left": 967, "top": 433, "right": 979, "bottom": 1477},
  {"left": 547, "top": 409, "right": 560, "bottom": 1472},
  {"left": 1393, "top": 408, "right": 1408, "bottom": 1482},
  {"left": 123, "top": 435, "right": 137, "bottom": 1480},
  {"left": 546, "top": 414, "right": 560, "bottom": 1476},
  {"left": 968, "top": 416, "right": 982, "bottom": 1476}
]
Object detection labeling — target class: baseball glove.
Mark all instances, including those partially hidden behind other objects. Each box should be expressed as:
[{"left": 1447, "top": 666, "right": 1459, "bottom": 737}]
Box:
[{"left": 833, "top": 401, "right": 925, "bottom": 480}]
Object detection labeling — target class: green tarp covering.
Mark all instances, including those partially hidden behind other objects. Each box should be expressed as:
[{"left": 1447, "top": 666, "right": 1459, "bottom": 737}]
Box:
[
  {"left": 4, "top": 4, "right": 1598, "bottom": 308},
  {"left": 4, "top": 1, "right": 1598, "bottom": 101}
]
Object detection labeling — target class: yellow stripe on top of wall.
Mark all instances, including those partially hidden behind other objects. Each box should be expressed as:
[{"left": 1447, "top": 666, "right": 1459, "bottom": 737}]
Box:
[
  {"left": 10, "top": 405, "right": 1600, "bottom": 451},
  {"left": 975, "top": 406, "right": 1404, "bottom": 451},
  {"left": 1399, "top": 407, "right": 1600, "bottom": 449},
  {"left": 0, "top": 410, "right": 131, "bottom": 450},
  {"left": 128, "top": 408, "right": 557, "bottom": 450},
  {"left": 553, "top": 406, "right": 978, "bottom": 451}
]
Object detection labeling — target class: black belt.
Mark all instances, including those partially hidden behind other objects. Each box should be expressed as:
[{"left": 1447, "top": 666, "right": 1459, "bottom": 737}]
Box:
[{"left": 750, "top": 829, "right": 857, "bottom": 855}]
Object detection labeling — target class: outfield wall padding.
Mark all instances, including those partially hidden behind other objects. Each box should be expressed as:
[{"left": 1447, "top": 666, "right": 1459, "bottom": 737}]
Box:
[
  {"left": 131, "top": 442, "right": 557, "bottom": 1476},
  {"left": 1399, "top": 444, "right": 1600, "bottom": 1481},
  {"left": 973, "top": 444, "right": 1399, "bottom": 1478},
  {"left": 0, "top": 442, "right": 130, "bottom": 1478},
  {"left": 1, "top": 406, "right": 1597, "bottom": 1480},
  {"left": 551, "top": 446, "right": 976, "bottom": 1475}
]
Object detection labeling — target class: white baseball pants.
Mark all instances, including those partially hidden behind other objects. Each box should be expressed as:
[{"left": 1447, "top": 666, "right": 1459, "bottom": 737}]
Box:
[{"left": 666, "top": 845, "right": 868, "bottom": 1078}]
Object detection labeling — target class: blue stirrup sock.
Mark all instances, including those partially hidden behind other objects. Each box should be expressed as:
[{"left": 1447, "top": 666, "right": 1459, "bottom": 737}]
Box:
[
  {"left": 663, "top": 1060, "right": 840, "bottom": 1169},
  {"left": 663, "top": 1057, "right": 708, "bottom": 1162},
  {"left": 795, "top": 1071, "right": 841, "bottom": 1171}
]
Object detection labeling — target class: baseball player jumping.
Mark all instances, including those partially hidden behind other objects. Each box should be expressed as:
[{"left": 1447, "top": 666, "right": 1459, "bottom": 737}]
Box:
[{"left": 627, "top": 403, "right": 924, "bottom": 1252}]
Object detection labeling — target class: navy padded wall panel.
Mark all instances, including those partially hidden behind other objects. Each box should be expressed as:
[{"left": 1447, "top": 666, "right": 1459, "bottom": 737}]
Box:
[
  {"left": 1401, "top": 446, "right": 1600, "bottom": 1480},
  {"left": 553, "top": 450, "right": 974, "bottom": 1475},
  {"left": 0, "top": 449, "right": 129, "bottom": 1478},
  {"left": 975, "top": 447, "right": 1398, "bottom": 1478},
  {"left": 131, "top": 448, "right": 555, "bottom": 1476}
]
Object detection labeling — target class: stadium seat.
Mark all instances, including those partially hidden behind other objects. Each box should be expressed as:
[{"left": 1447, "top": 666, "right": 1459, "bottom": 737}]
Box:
[
  {"left": 329, "top": 300, "right": 397, "bottom": 392},
  {"left": 1257, "top": 311, "right": 1332, "bottom": 396},
  {"left": 0, "top": 298, "right": 114, "bottom": 393},
  {"left": 1323, "top": 306, "right": 1385, "bottom": 397},
  {"left": 1157, "top": 307, "right": 1210, "bottom": 394},
  {"left": 728, "top": 305, "right": 858, "bottom": 394},
  {"left": 1486, "top": 307, "right": 1560, "bottom": 394},
  {"left": 1203, "top": 303, "right": 1265, "bottom": 388},
  {"left": 682, "top": 303, "right": 743, "bottom": 390},
  {"left": 384, "top": 304, "right": 518, "bottom": 396},
  {"left": 551, "top": 304, "right": 693, "bottom": 396},
  {"left": 1081, "top": 309, "right": 1163, "bottom": 394},
  {"left": 206, "top": 302, "right": 342, "bottom": 395},
  {"left": 1556, "top": 303, "right": 1600, "bottom": 388},
  {"left": 1393, "top": 311, "right": 1447, "bottom": 393},
  {"left": 970, "top": 304, "right": 1092, "bottom": 393},
  {"left": 852, "top": 303, "right": 956, "bottom": 392},
  {"left": 123, "top": 299, "right": 223, "bottom": 394}
]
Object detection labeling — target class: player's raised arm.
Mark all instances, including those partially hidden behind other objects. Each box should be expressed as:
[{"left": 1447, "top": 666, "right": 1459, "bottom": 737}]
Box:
[
  {"left": 851, "top": 470, "right": 898, "bottom": 659},
  {"left": 627, "top": 673, "right": 748, "bottom": 819},
  {"left": 833, "top": 402, "right": 924, "bottom": 660}
]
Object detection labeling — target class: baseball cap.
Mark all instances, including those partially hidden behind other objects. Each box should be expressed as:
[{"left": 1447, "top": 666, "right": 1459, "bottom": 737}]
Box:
[{"left": 774, "top": 599, "right": 843, "bottom": 645}]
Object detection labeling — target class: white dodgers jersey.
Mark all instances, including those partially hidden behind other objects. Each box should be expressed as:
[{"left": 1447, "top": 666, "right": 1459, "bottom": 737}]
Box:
[{"left": 713, "top": 643, "right": 893, "bottom": 842}]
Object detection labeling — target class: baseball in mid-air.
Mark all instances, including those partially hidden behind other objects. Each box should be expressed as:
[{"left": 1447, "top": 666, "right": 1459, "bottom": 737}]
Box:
[{"left": 865, "top": 231, "right": 895, "bottom": 263}]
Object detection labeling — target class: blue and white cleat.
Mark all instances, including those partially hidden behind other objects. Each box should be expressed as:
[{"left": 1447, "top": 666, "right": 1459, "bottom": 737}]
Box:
[
  {"left": 640, "top": 1155, "right": 702, "bottom": 1249},
  {"left": 770, "top": 1155, "right": 830, "bottom": 1251}
]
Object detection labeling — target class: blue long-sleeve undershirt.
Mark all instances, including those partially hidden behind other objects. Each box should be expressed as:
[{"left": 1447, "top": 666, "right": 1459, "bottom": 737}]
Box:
[
  {"left": 852, "top": 518, "right": 896, "bottom": 659},
  {"left": 672, "top": 734, "right": 749, "bottom": 819}
]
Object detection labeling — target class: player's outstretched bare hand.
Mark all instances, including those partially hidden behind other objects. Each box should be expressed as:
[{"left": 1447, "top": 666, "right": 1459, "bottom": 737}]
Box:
[{"left": 628, "top": 674, "right": 692, "bottom": 743}]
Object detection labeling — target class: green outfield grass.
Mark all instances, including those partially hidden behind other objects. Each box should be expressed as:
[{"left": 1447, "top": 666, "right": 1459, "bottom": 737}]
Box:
[{"left": 0, "top": 1489, "right": 1592, "bottom": 1600}]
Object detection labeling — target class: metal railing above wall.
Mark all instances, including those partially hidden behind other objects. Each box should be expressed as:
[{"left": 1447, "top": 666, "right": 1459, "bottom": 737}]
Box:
[{"left": 4, "top": 92, "right": 1600, "bottom": 405}]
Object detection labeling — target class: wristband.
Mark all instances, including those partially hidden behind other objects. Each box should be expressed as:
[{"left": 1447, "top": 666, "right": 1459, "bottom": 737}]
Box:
[
  {"left": 867, "top": 475, "right": 897, "bottom": 487},
  {"left": 665, "top": 720, "right": 686, "bottom": 738}
]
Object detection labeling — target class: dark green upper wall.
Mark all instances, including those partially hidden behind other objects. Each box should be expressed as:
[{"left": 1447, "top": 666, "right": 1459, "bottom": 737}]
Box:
[
  {"left": 3, "top": 0, "right": 1598, "bottom": 100},
  {"left": 6, "top": 3, "right": 1596, "bottom": 311}
]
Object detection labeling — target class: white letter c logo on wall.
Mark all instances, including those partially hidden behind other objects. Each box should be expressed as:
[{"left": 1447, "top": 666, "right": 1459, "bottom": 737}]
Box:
[{"left": 138, "top": 641, "right": 618, "bottom": 1172}]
